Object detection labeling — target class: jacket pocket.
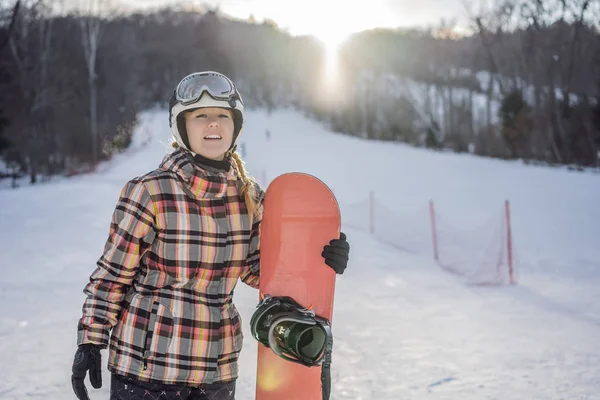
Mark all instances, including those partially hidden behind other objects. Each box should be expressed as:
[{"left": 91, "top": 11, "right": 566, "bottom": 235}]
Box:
[{"left": 143, "top": 300, "right": 175, "bottom": 364}]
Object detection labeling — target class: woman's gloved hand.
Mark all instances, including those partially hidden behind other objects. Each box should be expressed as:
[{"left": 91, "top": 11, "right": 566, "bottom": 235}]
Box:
[
  {"left": 322, "top": 232, "right": 350, "bottom": 274},
  {"left": 71, "top": 343, "right": 103, "bottom": 400}
]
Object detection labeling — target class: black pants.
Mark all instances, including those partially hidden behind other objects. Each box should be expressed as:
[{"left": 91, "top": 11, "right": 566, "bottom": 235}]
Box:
[{"left": 110, "top": 373, "right": 236, "bottom": 400}]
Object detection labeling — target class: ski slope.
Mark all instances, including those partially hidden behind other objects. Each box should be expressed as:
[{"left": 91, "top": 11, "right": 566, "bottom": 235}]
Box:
[{"left": 1, "top": 107, "right": 599, "bottom": 400}]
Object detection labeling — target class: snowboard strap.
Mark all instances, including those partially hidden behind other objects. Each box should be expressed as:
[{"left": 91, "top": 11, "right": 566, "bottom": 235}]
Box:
[{"left": 320, "top": 324, "right": 333, "bottom": 400}]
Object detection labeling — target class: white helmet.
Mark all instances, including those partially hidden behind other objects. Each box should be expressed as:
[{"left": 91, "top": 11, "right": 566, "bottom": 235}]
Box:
[{"left": 168, "top": 71, "right": 244, "bottom": 152}]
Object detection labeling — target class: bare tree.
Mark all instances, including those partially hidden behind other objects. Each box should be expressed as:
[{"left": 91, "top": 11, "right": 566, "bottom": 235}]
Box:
[
  {"left": 0, "top": 0, "right": 21, "bottom": 54},
  {"left": 6, "top": 0, "right": 55, "bottom": 183},
  {"left": 73, "top": 0, "right": 118, "bottom": 163},
  {"left": 76, "top": 0, "right": 101, "bottom": 163}
]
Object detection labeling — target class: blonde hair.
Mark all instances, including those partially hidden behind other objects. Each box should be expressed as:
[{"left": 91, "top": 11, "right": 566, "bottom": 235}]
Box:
[
  {"left": 230, "top": 151, "right": 260, "bottom": 219},
  {"left": 171, "top": 141, "right": 260, "bottom": 218}
]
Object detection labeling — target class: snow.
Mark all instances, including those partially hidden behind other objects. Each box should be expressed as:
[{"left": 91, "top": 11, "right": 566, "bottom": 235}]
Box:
[{"left": 1, "top": 107, "right": 599, "bottom": 399}]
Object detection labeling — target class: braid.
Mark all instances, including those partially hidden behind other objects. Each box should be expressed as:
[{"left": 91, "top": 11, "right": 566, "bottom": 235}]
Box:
[{"left": 230, "top": 151, "right": 260, "bottom": 218}]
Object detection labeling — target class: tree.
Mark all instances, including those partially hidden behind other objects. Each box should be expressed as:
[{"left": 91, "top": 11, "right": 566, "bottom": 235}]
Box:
[
  {"left": 500, "top": 89, "right": 532, "bottom": 158},
  {"left": 0, "top": 0, "right": 21, "bottom": 54},
  {"left": 5, "top": 0, "right": 55, "bottom": 183},
  {"left": 75, "top": 0, "right": 114, "bottom": 164}
]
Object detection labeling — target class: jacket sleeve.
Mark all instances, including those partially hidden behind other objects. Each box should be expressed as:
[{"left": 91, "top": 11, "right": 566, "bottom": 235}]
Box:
[
  {"left": 77, "top": 179, "right": 156, "bottom": 347},
  {"left": 240, "top": 187, "right": 264, "bottom": 289}
]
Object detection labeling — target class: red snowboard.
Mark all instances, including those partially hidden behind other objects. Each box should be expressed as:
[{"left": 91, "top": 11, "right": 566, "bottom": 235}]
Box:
[{"left": 255, "top": 172, "right": 341, "bottom": 400}]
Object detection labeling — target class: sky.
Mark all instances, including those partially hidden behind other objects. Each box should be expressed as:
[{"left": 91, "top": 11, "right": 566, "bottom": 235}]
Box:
[{"left": 122, "top": 0, "right": 474, "bottom": 47}]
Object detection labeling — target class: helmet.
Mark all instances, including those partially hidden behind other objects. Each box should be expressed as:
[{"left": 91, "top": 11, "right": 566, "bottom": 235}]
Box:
[{"left": 168, "top": 71, "right": 244, "bottom": 152}]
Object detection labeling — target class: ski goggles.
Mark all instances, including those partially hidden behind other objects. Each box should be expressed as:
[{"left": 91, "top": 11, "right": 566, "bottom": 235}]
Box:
[
  {"left": 250, "top": 294, "right": 332, "bottom": 367},
  {"left": 174, "top": 71, "right": 243, "bottom": 106}
]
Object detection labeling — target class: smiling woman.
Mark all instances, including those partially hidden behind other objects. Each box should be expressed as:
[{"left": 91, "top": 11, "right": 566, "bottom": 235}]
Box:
[{"left": 184, "top": 107, "right": 235, "bottom": 160}]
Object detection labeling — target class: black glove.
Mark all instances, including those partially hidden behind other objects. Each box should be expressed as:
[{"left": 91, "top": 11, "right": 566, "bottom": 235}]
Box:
[
  {"left": 322, "top": 232, "right": 350, "bottom": 274},
  {"left": 71, "top": 343, "right": 103, "bottom": 400}
]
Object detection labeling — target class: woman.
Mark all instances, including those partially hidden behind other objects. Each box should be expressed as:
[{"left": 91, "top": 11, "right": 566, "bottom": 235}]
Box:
[{"left": 71, "top": 71, "right": 350, "bottom": 400}]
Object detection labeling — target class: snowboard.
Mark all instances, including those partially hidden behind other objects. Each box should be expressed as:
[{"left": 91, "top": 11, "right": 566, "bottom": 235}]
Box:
[{"left": 255, "top": 172, "right": 341, "bottom": 400}]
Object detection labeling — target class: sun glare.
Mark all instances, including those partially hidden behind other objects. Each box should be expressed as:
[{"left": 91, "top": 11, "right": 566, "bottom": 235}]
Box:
[
  {"left": 319, "top": 30, "right": 348, "bottom": 84},
  {"left": 219, "top": 1, "right": 397, "bottom": 89}
]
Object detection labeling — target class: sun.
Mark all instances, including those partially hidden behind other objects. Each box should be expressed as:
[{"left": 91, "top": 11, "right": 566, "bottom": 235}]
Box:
[
  {"left": 249, "top": 3, "right": 356, "bottom": 83},
  {"left": 317, "top": 29, "right": 348, "bottom": 54},
  {"left": 314, "top": 28, "right": 350, "bottom": 85}
]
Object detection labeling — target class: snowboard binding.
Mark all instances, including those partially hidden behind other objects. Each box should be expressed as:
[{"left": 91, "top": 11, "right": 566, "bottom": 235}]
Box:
[
  {"left": 251, "top": 294, "right": 334, "bottom": 399},
  {"left": 250, "top": 294, "right": 333, "bottom": 367}
]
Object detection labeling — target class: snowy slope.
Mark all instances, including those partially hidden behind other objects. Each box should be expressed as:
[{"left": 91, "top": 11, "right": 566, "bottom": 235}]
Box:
[{"left": 0, "top": 107, "right": 599, "bottom": 399}]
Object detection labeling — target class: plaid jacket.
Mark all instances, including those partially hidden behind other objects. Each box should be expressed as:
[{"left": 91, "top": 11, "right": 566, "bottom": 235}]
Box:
[{"left": 77, "top": 148, "right": 263, "bottom": 385}]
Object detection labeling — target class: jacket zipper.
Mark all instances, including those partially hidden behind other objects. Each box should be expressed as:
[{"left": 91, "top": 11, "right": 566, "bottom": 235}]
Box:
[
  {"left": 142, "top": 301, "right": 159, "bottom": 370},
  {"left": 142, "top": 329, "right": 150, "bottom": 370}
]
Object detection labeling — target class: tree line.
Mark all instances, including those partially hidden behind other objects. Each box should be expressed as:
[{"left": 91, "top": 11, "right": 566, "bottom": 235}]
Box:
[{"left": 1, "top": 0, "right": 599, "bottom": 184}]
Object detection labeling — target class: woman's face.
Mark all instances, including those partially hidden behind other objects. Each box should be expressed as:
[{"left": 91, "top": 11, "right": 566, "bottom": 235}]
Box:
[{"left": 184, "top": 107, "right": 235, "bottom": 160}]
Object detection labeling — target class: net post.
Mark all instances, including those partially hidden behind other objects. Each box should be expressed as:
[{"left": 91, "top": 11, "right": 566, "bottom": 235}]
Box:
[
  {"left": 369, "top": 190, "right": 375, "bottom": 235},
  {"left": 429, "top": 200, "right": 439, "bottom": 261},
  {"left": 505, "top": 199, "right": 515, "bottom": 284}
]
